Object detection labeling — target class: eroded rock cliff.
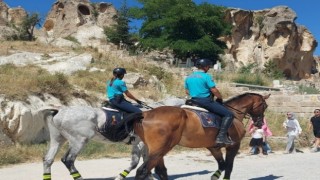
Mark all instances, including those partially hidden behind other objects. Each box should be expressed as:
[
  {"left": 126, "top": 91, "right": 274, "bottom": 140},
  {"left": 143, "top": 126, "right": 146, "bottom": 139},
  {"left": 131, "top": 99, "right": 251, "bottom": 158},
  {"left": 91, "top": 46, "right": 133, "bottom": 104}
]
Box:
[{"left": 222, "top": 6, "right": 318, "bottom": 80}]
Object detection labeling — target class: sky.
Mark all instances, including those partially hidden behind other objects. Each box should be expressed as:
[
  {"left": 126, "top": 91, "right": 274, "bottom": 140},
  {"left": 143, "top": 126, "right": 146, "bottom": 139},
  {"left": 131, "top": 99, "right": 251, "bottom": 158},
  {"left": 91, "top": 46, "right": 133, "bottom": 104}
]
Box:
[{"left": 4, "top": 0, "right": 320, "bottom": 55}]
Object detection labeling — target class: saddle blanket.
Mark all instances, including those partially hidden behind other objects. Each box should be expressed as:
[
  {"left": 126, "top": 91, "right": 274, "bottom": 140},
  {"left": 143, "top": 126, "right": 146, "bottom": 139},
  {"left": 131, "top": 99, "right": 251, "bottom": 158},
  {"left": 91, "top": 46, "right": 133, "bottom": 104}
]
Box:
[
  {"left": 181, "top": 105, "right": 221, "bottom": 128},
  {"left": 101, "top": 107, "right": 124, "bottom": 126}
]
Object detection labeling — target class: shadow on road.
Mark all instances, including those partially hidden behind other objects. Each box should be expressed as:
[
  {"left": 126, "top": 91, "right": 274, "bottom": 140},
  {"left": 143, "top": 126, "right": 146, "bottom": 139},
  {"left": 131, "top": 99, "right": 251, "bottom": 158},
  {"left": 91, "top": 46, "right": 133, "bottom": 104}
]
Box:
[
  {"left": 249, "top": 174, "right": 283, "bottom": 180},
  {"left": 85, "top": 170, "right": 212, "bottom": 180},
  {"left": 167, "top": 170, "right": 212, "bottom": 180}
]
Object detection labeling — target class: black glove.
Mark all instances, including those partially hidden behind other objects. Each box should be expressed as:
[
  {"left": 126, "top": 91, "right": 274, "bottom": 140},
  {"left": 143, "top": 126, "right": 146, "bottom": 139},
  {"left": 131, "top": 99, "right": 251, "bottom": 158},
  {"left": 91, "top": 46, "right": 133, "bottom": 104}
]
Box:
[
  {"left": 216, "top": 98, "right": 223, "bottom": 105},
  {"left": 135, "top": 99, "right": 142, "bottom": 105}
]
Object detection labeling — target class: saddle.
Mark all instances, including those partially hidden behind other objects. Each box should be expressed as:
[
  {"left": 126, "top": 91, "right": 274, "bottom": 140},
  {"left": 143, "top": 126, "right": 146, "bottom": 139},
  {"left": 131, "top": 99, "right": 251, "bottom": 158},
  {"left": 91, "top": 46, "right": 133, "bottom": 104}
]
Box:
[{"left": 182, "top": 99, "right": 221, "bottom": 128}]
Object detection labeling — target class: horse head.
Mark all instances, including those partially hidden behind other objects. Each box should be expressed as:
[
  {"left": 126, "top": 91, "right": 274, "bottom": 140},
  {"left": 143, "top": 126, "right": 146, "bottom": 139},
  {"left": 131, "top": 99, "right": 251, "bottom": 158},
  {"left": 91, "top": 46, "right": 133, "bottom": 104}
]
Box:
[
  {"left": 247, "top": 93, "right": 270, "bottom": 126},
  {"left": 225, "top": 93, "right": 270, "bottom": 125}
]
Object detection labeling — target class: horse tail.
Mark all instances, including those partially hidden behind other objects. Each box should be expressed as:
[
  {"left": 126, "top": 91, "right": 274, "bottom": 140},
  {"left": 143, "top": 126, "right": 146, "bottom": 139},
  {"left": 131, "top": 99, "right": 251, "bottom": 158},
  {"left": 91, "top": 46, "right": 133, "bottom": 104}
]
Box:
[
  {"left": 123, "top": 112, "right": 144, "bottom": 132},
  {"left": 37, "top": 107, "right": 59, "bottom": 127}
]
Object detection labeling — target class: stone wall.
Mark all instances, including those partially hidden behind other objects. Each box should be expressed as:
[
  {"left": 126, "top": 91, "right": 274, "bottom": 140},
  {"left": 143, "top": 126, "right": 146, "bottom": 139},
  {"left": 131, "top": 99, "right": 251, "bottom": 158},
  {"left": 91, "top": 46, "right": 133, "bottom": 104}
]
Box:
[{"left": 267, "top": 94, "right": 320, "bottom": 119}]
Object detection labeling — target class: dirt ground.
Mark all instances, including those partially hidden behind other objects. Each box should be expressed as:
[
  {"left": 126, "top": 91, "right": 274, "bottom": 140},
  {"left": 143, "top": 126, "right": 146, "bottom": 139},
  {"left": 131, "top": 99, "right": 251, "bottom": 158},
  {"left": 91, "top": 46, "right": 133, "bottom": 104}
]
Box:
[{"left": 0, "top": 148, "right": 319, "bottom": 180}]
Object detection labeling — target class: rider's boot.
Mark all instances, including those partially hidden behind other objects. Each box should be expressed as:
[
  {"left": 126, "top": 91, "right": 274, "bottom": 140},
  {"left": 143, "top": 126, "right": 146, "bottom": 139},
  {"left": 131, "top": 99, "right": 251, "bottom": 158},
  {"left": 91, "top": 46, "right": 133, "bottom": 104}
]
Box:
[{"left": 216, "top": 116, "right": 234, "bottom": 145}]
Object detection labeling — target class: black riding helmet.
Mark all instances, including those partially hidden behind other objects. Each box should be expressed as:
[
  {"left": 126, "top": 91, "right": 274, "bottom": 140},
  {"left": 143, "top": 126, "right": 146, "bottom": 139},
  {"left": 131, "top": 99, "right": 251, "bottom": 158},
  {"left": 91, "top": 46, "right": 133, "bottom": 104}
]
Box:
[
  {"left": 113, "top": 67, "right": 127, "bottom": 77},
  {"left": 196, "top": 59, "right": 212, "bottom": 68}
]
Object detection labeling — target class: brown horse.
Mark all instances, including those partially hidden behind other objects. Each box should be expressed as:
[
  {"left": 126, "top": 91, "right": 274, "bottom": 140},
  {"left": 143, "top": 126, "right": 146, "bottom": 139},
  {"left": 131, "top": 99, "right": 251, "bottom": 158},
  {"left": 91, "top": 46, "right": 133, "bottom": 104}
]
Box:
[{"left": 118, "top": 92, "right": 270, "bottom": 180}]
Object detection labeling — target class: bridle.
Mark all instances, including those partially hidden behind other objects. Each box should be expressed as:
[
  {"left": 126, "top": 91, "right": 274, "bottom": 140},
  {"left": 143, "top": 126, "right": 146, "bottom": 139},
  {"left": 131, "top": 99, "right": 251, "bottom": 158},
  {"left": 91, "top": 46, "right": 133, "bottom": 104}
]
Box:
[{"left": 225, "top": 97, "right": 268, "bottom": 127}]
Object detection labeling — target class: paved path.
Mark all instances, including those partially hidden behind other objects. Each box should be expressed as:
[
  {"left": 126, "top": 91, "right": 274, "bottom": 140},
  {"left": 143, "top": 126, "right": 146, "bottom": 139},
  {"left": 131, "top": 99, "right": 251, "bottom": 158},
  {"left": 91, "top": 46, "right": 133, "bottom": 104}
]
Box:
[{"left": 0, "top": 149, "right": 319, "bottom": 180}]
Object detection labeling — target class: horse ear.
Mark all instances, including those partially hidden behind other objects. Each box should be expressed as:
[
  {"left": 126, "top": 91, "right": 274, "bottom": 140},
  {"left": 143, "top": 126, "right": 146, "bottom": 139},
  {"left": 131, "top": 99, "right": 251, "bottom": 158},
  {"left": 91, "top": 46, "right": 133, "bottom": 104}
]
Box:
[{"left": 263, "top": 94, "right": 271, "bottom": 99}]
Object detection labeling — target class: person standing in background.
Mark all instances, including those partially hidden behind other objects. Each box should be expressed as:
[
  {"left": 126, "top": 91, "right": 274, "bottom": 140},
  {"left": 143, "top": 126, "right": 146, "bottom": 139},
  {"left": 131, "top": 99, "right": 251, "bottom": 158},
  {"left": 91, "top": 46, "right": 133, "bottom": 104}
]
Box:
[
  {"left": 283, "top": 112, "right": 302, "bottom": 154},
  {"left": 308, "top": 109, "right": 320, "bottom": 152}
]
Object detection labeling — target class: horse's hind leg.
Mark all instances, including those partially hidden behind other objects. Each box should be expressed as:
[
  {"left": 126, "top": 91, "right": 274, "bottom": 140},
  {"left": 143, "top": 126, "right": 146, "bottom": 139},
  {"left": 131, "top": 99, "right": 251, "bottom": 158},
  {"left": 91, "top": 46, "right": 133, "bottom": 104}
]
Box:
[
  {"left": 61, "top": 137, "right": 88, "bottom": 180},
  {"left": 223, "top": 143, "right": 240, "bottom": 180},
  {"left": 135, "top": 143, "right": 172, "bottom": 180},
  {"left": 43, "top": 121, "right": 65, "bottom": 180},
  {"left": 207, "top": 147, "right": 226, "bottom": 180}
]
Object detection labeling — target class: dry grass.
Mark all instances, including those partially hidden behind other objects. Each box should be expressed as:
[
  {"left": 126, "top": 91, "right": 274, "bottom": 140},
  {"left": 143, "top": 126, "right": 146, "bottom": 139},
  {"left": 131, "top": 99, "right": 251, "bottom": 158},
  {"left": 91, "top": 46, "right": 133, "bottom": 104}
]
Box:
[
  {"left": 0, "top": 64, "right": 73, "bottom": 102},
  {"left": 0, "top": 41, "right": 71, "bottom": 56}
]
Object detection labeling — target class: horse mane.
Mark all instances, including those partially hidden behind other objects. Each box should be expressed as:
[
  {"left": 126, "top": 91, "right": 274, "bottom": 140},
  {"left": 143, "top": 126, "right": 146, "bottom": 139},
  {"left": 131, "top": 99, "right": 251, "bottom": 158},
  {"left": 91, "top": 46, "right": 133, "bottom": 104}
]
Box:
[{"left": 225, "top": 92, "right": 262, "bottom": 103}]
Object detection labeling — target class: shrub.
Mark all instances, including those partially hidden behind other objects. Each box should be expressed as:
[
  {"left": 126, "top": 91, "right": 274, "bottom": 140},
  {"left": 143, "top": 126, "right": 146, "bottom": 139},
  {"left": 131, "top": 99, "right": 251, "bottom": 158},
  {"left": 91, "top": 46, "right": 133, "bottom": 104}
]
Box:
[
  {"left": 239, "top": 63, "right": 257, "bottom": 74},
  {"left": 263, "top": 60, "right": 285, "bottom": 79},
  {"left": 255, "top": 15, "right": 264, "bottom": 29}
]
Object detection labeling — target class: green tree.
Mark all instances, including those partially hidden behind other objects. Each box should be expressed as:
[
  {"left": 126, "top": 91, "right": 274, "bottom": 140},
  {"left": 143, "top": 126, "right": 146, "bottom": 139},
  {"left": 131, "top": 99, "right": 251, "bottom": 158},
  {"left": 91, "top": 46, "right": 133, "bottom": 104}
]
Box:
[
  {"left": 129, "top": 0, "right": 231, "bottom": 60},
  {"left": 104, "top": 0, "right": 132, "bottom": 45},
  {"left": 262, "top": 60, "right": 284, "bottom": 79},
  {"left": 17, "top": 13, "right": 41, "bottom": 41}
]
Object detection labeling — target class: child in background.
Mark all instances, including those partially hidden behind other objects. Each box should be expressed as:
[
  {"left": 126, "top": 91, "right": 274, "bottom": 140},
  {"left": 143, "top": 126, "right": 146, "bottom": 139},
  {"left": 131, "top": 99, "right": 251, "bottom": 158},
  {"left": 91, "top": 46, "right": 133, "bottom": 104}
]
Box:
[{"left": 248, "top": 118, "right": 272, "bottom": 154}]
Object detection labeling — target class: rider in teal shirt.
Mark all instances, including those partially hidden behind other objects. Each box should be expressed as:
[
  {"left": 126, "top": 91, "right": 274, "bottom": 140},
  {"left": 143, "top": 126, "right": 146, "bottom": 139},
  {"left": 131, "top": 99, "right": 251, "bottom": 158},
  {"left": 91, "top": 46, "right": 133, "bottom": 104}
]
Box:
[
  {"left": 107, "top": 78, "right": 128, "bottom": 100},
  {"left": 184, "top": 71, "right": 216, "bottom": 98},
  {"left": 106, "top": 68, "right": 142, "bottom": 113},
  {"left": 185, "top": 59, "right": 234, "bottom": 145}
]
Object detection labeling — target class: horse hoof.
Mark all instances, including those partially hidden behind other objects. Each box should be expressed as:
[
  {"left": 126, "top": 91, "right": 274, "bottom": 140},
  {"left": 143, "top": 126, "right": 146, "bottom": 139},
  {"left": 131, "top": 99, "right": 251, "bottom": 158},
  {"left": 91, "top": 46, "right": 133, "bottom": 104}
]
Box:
[
  {"left": 211, "top": 175, "right": 219, "bottom": 180},
  {"left": 114, "top": 175, "right": 124, "bottom": 180}
]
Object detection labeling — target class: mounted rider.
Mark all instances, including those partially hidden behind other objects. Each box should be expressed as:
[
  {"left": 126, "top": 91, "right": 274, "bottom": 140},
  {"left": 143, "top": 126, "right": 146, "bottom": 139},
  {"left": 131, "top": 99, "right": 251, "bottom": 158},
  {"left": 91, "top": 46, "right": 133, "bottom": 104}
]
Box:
[
  {"left": 184, "top": 58, "right": 234, "bottom": 145},
  {"left": 106, "top": 67, "right": 142, "bottom": 113}
]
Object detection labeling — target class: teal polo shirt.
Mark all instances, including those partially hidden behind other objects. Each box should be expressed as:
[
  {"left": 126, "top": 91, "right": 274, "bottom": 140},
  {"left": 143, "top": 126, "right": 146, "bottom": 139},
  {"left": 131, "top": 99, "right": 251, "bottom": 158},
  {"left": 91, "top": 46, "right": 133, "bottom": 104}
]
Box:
[
  {"left": 184, "top": 71, "right": 216, "bottom": 98},
  {"left": 106, "top": 78, "right": 128, "bottom": 99}
]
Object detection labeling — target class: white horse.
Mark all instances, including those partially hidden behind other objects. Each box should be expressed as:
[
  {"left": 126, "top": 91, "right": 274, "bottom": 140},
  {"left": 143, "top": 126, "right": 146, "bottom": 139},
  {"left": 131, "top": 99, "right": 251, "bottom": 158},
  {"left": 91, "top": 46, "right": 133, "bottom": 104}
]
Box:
[{"left": 40, "top": 98, "right": 185, "bottom": 180}]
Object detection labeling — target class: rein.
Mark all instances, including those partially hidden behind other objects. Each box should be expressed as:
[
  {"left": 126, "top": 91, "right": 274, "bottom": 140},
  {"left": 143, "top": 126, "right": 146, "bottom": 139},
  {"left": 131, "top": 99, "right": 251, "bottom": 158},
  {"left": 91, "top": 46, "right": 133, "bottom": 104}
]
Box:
[
  {"left": 224, "top": 99, "right": 267, "bottom": 128},
  {"left": 224, "top": 104, "right": 251, "bottom": 118},
  {"left": 224, "top": 104, "right": 251, "bottom": 128},
  {"left": 140, "top": 102, "right": 154, "bottom": 109}
]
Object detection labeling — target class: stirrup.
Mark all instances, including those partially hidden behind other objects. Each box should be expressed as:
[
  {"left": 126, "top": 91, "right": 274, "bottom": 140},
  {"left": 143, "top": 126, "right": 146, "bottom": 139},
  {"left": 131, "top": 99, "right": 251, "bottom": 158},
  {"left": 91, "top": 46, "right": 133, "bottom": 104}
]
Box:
[{"left": 216, "top": 136, "right": 233, "bottom": 145}]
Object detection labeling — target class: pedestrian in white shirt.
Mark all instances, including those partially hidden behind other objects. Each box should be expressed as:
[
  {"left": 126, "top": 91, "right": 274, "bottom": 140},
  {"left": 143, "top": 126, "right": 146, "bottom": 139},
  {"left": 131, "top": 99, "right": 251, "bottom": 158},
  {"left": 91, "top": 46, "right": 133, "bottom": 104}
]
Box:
[{"left": 283, "top": 112, "right": 302, "bottom": 154}]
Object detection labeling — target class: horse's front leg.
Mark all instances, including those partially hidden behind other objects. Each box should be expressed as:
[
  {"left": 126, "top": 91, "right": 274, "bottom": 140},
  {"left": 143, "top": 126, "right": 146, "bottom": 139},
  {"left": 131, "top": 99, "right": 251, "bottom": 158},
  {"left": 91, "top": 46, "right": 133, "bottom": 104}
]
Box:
[
  {"left": 223, "top": 143, "right": 240, "bottom": 180},
  {"left": 207, "top": 147, "right": 226, "bottom": 180}
]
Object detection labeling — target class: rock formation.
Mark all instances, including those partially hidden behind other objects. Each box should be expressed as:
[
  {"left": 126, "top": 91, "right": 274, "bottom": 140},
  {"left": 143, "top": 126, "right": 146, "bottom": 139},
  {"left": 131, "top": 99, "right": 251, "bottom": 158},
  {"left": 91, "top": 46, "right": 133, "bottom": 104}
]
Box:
[
  {"left": 221, "top": 6, "right": 318, "bottom": 80},
  {"left": 40, "top": 0, "right": 117, "bottom": 46},
  {"left": 0, "top": 1, "right": 27, "bottom": 40}
]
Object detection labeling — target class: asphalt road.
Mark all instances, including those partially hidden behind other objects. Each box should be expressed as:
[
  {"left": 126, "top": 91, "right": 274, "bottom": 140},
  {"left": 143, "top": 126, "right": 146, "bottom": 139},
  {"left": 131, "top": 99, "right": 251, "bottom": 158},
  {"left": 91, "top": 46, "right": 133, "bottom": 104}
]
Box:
[{"left": 0, "top": 149, "right": 319, "bottom": 180}]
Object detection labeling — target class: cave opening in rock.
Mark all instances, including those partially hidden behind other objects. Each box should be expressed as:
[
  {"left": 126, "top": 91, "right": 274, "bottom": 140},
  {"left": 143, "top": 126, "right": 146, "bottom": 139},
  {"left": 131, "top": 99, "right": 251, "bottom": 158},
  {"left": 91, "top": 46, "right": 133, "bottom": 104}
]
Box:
[{"left": 78, "top": 5, "right": 90, "bottom": 15}]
